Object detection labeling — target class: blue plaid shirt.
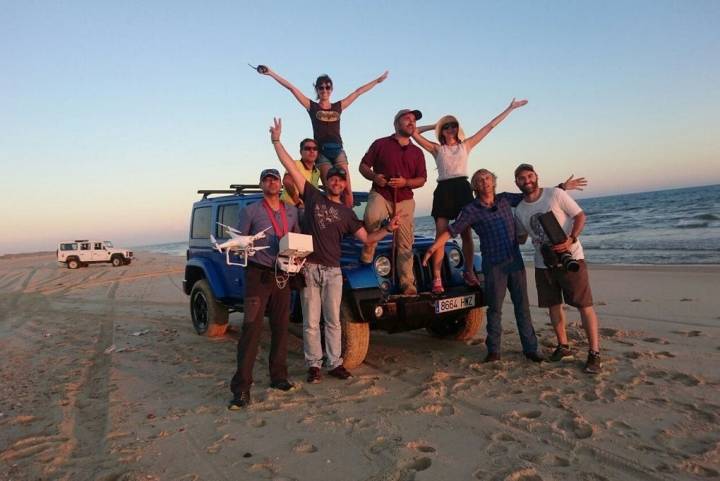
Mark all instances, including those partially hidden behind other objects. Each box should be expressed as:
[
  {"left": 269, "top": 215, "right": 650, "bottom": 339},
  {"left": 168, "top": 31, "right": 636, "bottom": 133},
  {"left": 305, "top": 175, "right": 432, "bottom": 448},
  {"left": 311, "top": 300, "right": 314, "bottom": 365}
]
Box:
[{"left": 448, "top": 192, "right": 524, "bottom": 269}]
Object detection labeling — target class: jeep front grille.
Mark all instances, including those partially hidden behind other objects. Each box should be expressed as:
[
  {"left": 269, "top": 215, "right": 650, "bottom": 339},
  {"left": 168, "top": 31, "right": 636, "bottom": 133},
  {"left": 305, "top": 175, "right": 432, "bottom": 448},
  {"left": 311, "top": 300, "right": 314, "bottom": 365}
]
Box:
[{"left": 412, "top": 253, "right": 450, "bottom": 291}]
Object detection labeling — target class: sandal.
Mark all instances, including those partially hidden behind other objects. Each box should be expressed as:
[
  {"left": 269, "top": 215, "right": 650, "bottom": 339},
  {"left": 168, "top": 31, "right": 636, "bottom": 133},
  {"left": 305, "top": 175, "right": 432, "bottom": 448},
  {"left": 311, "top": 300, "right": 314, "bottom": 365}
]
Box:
[
  {"left": 463, "top": 271, "right": 480, "bottom": 287},
  {"left": 431, "top": 278, "right": 444, "bottom": 294}
]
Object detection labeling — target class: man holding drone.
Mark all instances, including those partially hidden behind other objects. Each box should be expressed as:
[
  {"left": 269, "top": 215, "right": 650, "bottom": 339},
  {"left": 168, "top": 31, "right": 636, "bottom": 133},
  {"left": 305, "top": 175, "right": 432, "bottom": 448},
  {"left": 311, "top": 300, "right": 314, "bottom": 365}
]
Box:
[{"left": 228, "top": 168, "right": 301, "bottom": 410}]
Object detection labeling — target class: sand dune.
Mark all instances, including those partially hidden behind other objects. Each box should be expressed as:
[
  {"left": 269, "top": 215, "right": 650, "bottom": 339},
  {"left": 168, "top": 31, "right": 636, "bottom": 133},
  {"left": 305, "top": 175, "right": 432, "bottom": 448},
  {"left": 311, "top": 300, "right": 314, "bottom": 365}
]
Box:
[{"left": 1, "top": 253, "right": 718, "bottom": 480}]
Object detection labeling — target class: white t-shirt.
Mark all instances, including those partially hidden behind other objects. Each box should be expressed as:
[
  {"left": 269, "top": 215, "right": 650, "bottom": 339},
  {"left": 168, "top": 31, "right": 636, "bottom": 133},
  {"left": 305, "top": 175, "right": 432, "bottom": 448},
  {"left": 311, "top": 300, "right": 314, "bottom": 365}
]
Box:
[
  {"left": 515, "top": 188, "right": 585, "bottom": 268},
  {"left": 434, "top": 143, "right": 469, "bottom": 181}
]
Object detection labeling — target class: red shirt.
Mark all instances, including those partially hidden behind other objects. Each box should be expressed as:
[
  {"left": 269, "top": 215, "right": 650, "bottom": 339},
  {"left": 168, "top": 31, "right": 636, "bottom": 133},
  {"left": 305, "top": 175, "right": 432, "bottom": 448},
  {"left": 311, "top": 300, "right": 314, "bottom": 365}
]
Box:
[{"left": 360, "top": 135, "right": 427, "bottom": 202}]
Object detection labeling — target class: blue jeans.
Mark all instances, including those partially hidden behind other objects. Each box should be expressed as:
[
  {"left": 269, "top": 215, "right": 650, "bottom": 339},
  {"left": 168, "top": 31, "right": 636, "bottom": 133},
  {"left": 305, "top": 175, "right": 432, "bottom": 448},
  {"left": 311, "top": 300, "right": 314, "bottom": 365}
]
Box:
[
  {"left": 484, "top": 256, "right": 538, "bottom": 355},
  {"left": 301, "top": 263, "right": 343, "bottom": 369}
]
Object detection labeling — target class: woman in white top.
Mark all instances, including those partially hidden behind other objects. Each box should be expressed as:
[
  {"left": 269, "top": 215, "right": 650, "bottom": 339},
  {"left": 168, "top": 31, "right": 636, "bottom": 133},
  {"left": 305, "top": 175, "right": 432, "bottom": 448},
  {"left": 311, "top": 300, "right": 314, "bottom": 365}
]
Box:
[{"left": 412, "top": 98, "right": 528, "bottom": 293}]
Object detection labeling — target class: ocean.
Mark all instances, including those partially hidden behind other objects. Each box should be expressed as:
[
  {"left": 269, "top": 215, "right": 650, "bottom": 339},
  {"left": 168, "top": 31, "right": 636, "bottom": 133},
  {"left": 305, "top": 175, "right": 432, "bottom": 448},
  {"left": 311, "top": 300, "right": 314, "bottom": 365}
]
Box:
[{"left": 139, "top": 184, "right": 720, "bottom": 265}]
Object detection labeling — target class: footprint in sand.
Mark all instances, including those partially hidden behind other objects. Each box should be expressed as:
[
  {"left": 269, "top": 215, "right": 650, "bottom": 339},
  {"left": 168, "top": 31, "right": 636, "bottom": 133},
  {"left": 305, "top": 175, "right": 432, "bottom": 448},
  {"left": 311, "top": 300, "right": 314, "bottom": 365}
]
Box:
[
  {"left": 631, "top": 298, "right": 642, "bottom": 302},
  {"left": 583, "top": 390, "right": 600, "bottom": 402},
  {"left": 406, "top": 441, "right": 436, "bottom": 453},
  {"left": 520, "top": 410, "right": 542, "bottom": 419},
  {"left": 599, "top": 327, "right": 620, "bottom": 337},
  {"left": 643, "top": 337, "right": 670, "bottom": 345},
  {"left": 672, "top": 330, "right": 704, "bottom": 337},
  {"left": 670, "top": 372, "right": 702, "bottom": 386},
  {"left": 680, "top": 297, "right": 693, "bottom": 302},
  {"left": 486, "top": 443, "right": 509, "bottom": 456},
  {"left": 519, "top": 452, "right": 571, "bottom": 467},
  {"left": 248, "top": 418, "right": 266, "bottom": 428},
  {"left": 399, "top": 457, "right": 432, "bottom": 471},
  {"left": 492, "top": 467, "right": 545, "bottom": 481},
  {"left": 417, "top": 403, "right": 455, "bottom": 416},
  {"left": 291, "top": 439, "right": 318, "bottom": 454},
  {"left": 560, "top": 416, "right": 594, "bottom": 439}
]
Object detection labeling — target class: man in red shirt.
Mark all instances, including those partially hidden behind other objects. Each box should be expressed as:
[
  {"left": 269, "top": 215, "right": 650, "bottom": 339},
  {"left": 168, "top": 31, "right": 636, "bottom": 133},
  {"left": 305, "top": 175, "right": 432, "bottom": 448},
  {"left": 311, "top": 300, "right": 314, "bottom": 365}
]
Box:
[{"left": 359, "top": 109, "right": 427, "bottom": 295}]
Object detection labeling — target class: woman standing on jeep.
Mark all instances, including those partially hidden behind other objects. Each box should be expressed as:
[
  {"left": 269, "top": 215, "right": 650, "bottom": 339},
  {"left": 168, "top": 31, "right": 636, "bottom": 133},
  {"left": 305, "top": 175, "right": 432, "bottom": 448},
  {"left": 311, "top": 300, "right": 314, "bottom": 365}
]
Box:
[
  {"left": 412, "top": 98, "right": 528, "bottom": 294},
  {"left": 257, "top": 65, "right": 389, "bottom": 207}
]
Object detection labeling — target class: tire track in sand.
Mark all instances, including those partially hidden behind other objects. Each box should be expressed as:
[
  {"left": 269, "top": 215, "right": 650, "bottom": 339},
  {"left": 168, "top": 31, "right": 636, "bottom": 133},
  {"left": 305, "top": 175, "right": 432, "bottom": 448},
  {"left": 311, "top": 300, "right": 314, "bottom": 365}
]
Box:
[{"left": 65, "top": 272, "right": 125, "bottom": 480}]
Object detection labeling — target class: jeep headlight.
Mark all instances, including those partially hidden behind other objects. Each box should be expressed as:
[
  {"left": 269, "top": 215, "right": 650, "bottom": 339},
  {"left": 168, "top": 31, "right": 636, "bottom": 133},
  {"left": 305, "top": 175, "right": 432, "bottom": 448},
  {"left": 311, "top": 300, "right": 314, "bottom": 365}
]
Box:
[
  {"left": 374, "top": 256, "right": 391, "bottom": 277},
  {"left": 448, "top": 248, "right": 462, "bottom": 268}
]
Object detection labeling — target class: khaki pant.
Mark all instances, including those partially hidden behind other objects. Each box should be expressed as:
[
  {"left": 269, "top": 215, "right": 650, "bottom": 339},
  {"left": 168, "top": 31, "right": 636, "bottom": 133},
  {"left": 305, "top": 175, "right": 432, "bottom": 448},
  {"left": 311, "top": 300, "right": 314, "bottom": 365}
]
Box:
[{"left": 361, "top": 191, "right": 416, "bottom": 291}]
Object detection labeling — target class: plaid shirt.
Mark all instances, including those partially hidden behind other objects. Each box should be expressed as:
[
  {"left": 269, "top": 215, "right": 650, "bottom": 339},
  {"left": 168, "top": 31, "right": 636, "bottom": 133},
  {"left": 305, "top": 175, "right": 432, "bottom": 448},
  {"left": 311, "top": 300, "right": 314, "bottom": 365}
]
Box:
[{"left": 448, "top": 192, "right": 524, "bottom": 268}]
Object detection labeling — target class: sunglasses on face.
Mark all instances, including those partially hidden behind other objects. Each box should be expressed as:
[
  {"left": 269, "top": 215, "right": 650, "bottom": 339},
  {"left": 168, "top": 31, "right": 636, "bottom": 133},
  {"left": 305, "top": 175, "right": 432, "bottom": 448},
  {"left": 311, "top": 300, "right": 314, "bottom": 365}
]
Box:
[
  {"left": 317, "top": 84, "right": 332, "bottom": 91},
  {"left": 303, "top": 146, "right": 318, "bottom": 151},
  {"left": 442, "top": 122, "right": 459, "bottom": 130}
]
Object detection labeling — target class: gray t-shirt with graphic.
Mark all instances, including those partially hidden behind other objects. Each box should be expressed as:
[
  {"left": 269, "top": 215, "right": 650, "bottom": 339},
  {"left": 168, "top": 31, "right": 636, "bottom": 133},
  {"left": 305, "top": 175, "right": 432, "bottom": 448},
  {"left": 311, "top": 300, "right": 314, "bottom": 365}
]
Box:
[{"left": 301, "top": 183, "right": 363, "bottom": 267}]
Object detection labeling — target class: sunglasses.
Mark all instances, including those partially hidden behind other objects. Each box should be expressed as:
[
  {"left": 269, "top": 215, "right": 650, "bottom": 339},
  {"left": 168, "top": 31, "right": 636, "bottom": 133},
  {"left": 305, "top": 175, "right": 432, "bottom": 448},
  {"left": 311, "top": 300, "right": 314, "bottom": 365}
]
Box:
[
  {"left": 442, "top": 122, "right": 459, "bottom": 130},
  {"left": 317, "top": 84, "right": 332, "bottom": 91},
  {"left": 302, "top": 146, "right": 318, "bottom": 151}
]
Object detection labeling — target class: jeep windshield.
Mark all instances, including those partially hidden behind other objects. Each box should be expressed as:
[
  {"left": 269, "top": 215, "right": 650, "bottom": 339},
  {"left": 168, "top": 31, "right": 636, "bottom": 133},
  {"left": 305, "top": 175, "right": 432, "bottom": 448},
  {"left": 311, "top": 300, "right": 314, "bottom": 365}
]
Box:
[{"left": 104, "top": 241, "right": 114, "bottom": 248}]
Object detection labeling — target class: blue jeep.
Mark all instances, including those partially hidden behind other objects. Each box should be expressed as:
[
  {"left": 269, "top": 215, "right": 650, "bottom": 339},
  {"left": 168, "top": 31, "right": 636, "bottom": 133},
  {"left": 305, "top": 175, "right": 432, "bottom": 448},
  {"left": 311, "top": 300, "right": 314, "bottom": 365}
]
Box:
[{"left": 183, "top": 184, "right": 486, "bottom": 368}]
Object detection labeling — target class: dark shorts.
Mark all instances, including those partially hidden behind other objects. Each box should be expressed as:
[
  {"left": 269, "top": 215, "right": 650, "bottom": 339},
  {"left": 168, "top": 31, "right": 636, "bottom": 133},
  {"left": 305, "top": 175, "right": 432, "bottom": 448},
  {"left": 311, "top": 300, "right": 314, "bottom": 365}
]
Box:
[
  {"left": 535, "top": 260, "right": 594, "bottom": 308},
  {"left": 431, "top": 177, "right": 473, "bottom": 220}
]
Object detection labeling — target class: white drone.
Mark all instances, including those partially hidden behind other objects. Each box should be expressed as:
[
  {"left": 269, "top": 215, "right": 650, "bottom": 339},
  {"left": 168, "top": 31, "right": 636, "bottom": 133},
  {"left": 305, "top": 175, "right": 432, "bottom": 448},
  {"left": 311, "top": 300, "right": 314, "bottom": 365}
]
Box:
[{"left": 210, "top": 223, "right": 270, "bottom": 267}]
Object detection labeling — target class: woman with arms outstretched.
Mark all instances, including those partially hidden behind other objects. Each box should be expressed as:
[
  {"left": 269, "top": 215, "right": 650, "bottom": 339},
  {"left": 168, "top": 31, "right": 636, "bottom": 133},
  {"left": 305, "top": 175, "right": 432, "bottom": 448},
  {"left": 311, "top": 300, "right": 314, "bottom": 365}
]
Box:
[
  {"left": 259, "top": 66, "right": 388, "bottom": 207},
  {"left": 413, "top": 98, "right": 528, "bottom": 293}
]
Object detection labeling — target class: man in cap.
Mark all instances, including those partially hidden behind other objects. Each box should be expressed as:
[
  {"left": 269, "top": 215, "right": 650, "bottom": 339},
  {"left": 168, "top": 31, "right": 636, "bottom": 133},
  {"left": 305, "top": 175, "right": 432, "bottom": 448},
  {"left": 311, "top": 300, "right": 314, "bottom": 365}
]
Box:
[
  {"left": 514, "top": 163, "right": 602, "bottom": 374},
  {"left": 422, "top": 168, "right": 586, "bottom": 363},
  {"left": 270, "top": 118, "right": 399, "bottom": 383},
  {"left": 228, "top": 168, "right": 301, "bottom": 410},
  {"left": 358, "top": 109, "right": 427, "bottom": 295},
  {"left": 280, "top": 138, "right": 321, "bottom": 209}
]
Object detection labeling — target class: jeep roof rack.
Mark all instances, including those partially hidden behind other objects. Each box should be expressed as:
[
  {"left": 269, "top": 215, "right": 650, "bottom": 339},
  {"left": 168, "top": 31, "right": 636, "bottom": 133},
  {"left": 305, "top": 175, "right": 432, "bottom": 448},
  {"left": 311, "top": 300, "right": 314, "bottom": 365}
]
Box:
[
  {"left": 197, "top": 184, "right": 264, "bottom": 199},
  {"left": 229, "top": 184, "right": 263, "bottom": 193}
]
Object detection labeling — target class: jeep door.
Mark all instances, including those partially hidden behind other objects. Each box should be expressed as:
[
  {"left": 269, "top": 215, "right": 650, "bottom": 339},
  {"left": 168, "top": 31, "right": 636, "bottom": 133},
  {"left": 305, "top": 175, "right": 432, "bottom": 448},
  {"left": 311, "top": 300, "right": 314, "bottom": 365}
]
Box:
[
  {"left": 216, "top": 202, "right": 245, "bottom": 299},
  {"left": 92, "top": 242, "right": 109, "bottom": 262}
]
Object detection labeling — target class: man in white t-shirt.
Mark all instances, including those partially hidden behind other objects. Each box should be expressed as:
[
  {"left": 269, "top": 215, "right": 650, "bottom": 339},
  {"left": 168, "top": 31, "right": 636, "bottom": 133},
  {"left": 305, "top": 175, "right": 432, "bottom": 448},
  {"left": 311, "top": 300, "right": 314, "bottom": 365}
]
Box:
[{"left": 513, "top": 163, "right": 601, "bottom": 374}]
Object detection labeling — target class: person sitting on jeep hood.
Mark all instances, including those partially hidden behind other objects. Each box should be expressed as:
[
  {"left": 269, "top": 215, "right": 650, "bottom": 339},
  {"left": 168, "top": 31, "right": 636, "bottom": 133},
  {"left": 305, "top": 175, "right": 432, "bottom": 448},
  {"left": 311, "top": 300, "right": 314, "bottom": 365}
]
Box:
[
  {"left": 228, "top": 168, "right": 300, "bottom": 410},
  {"left": 270, "top": 117, "right": 399, "bottom": 383}
]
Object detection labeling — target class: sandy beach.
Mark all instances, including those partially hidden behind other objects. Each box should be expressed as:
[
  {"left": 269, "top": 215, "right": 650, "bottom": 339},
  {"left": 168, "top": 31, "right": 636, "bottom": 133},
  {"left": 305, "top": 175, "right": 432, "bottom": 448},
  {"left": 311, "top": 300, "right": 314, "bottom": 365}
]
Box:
[{"left": 1, "top": 252, "right": 718, "bottom": 481}]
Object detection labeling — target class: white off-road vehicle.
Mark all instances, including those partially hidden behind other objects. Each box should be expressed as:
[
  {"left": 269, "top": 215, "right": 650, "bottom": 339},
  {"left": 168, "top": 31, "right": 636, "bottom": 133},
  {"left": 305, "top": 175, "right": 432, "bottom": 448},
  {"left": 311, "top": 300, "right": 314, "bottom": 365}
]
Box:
[{"left": 57, "top": 240, "right": 134, "bottom": 269}]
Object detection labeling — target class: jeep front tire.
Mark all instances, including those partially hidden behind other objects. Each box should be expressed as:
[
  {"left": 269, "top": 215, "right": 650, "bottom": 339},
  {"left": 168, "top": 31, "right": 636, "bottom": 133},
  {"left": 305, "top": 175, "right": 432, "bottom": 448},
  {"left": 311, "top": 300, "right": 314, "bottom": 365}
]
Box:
[
  {"left": 340, "top": 299, "right": 369, "bottom": 369},
  {"left": 111, "top": 256, "right": 124, "bottom": 267},
  {"left": 67, "top": 258, "right": 80, "bottom": 269},
  {"left": 427, "top": 307, "right": 484, "bottom": 341},
  {"left": 190, "top": 279, "right": 229, "bottom": 337}
]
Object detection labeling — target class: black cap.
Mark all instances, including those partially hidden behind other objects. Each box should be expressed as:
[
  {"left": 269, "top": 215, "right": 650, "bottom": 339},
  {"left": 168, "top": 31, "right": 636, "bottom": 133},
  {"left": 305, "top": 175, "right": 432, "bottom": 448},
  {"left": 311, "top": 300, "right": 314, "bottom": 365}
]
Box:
[{"left": 326, "top": 166, "right": 347, "bottom": 180}]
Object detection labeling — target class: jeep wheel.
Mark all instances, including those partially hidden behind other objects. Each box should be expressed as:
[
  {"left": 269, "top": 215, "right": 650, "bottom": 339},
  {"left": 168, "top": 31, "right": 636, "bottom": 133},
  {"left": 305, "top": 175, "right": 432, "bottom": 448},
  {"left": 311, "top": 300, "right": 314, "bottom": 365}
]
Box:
[
  {"left": 111, "top": 256, "right": 123, "bottom": 267},
  {"left": 190, "top": 279, "right": 229, "bottom": 337},
  {"left": 427, "top": 307, "right": 484, "bottom": 341},
  {"left": 67, "top": 258, "right": 80, "bottom": 269},
  {"left": 340, "top": 299, "right": 369, "bottom": 369}
]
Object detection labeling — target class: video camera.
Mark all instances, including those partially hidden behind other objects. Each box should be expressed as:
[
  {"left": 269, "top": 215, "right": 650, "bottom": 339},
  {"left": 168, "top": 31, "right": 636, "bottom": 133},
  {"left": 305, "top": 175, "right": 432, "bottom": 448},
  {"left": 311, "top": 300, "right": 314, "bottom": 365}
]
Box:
[{"left": 537, "top": 212, "right": 580, "bottom": 272}]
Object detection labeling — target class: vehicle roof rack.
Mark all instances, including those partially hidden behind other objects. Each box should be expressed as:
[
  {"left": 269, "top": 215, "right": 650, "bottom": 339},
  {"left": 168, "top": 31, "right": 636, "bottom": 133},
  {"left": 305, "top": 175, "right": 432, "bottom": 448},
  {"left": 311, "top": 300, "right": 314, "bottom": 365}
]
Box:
[
  {"left": 197, "top": 184, "right": 263, "bottom": 199},
  {"left": 229, "top": 184, "right": 263, "bottom": 193}
]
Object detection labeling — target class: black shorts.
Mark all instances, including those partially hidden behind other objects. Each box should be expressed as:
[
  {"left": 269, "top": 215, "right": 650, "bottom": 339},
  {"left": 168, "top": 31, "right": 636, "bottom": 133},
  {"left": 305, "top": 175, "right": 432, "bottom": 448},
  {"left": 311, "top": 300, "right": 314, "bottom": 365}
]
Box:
[{"left": 431, "top": 177, "right": 474, "bottom": 220}]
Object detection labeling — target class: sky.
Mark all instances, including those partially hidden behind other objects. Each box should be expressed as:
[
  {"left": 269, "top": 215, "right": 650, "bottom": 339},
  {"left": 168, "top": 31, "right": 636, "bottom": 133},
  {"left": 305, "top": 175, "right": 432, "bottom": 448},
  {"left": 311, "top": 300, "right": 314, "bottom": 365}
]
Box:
[{"left": 1, "top": 0, "right": 719, "bottom": 254}]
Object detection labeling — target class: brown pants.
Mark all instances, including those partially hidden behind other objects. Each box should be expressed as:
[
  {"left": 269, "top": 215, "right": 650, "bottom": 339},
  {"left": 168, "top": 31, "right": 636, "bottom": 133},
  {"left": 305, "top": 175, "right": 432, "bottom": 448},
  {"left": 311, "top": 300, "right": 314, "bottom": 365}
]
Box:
[
  {"left": 361, "top": 190, "right": 416, "bottom": 291},
  {"left": 230, "top": 264, "right": 291, "bottom": 395}
]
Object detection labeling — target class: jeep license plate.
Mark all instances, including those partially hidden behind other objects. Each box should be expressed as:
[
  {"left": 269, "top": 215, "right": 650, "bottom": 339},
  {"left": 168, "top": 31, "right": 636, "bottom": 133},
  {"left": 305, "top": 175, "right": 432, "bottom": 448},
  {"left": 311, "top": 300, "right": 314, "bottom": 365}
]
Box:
[{"left": 435, "top": 294, "right": 475, "bottom": 314}]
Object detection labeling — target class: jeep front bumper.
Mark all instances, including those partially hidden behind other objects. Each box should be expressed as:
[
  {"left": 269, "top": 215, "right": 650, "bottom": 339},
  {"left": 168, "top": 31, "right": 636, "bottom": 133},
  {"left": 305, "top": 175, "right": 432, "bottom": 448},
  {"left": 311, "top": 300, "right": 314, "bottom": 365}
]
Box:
[{"left": 358, "top": 287, "right": 484, "bottom": 333}]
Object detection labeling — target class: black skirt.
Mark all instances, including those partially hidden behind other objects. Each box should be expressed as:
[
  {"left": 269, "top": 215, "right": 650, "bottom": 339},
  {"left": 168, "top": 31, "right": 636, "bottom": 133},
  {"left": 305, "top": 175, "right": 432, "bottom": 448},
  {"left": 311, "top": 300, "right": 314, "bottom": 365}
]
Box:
[{"left": 431, "top": 177, "right": 474, "bottom": 220}]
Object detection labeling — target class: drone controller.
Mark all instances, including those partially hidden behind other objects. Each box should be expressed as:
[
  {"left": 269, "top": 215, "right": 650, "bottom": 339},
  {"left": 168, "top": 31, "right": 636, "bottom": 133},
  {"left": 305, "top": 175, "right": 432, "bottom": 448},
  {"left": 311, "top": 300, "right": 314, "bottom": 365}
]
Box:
[{"left": 277, "top": 233, "right": 313, "bottom": 274}]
